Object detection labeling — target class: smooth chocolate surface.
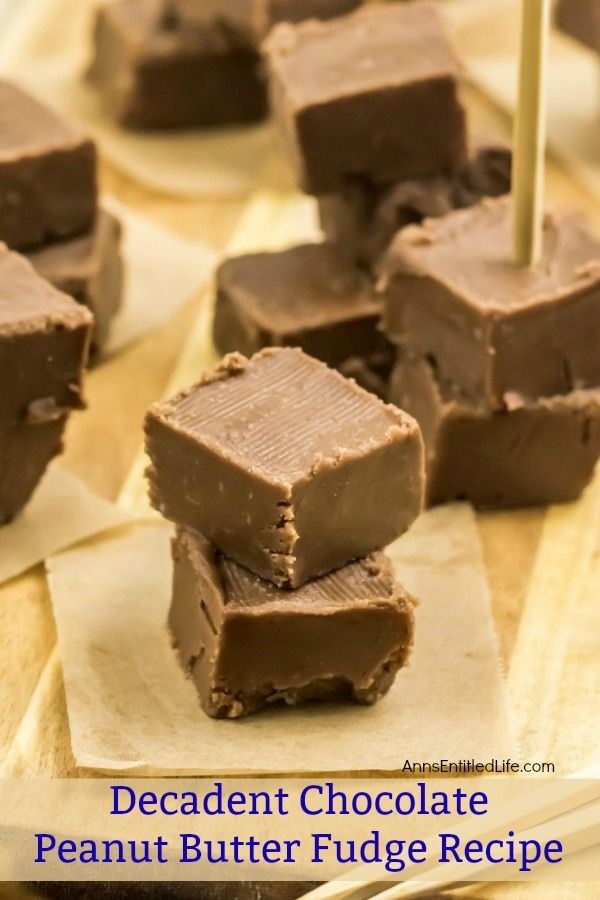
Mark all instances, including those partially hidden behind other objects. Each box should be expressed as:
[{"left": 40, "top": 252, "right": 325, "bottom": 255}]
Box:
[
  {"left": 170, "top": 528, "right": 416, "bottom": 718},
  {"left": 26, "top": 209, "right": 123, "bottom": 355},
  {"left": 264, "top": 2, "right": 467, "bottom": 193},
  {"left": 556, "top": 0, "right": 600, "bottom": 53},
  {"left": 0, "top": 417, "right": 67, "bottom": 525},
  {"left": 213, "top": 243, "right": 392, "bottom": 394},
  {"left": 0, "top": 80, "right": 97, "bottom": 251},
  {"left": 319, "top": 141, "right": 512, "bottom": 269},
  {"left": 381, "top": 197, "right": 600, "bottom": 408},
  {"left": 89, "top": 0, "right": 267, "bottom": 129},
  {"left": 146, "top": 347, "right": 424, "bottom": 587},
  {"left": 390, "top": 353, "right": 600, "bottom": 509},
  {"left": 0, "top": 243, "right": 93, "bottom": 420}
]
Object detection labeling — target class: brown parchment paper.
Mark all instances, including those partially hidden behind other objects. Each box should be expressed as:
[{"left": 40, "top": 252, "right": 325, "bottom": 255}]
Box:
[
  {"left": 0, "top": 0, "right": 272, "bottom": 197},
  {"left": 0, "top": 467, "right": 131, "bottom": 585},
  {"left": 46, "top": 505, "right": 515, "bottom": 775}
]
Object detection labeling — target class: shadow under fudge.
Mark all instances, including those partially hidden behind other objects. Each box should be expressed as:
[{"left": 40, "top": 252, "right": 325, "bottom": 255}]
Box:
[{"left": 0, "top": 246, "right": 92, "bottom": 524}]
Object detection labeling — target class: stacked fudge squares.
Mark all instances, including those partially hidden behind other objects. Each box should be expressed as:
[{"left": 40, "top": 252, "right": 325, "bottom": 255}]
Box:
[
  {"left": 212, "top": 3, "right": 511, "bottom": 396},
  {"left": 89, "top": 0, "right": 363, "bottom": 130},
  {"left": 0, "top": 80, "right": 124, "bottom": 357},
  {"left": 0, "top": 79, "right": 124, "bottom": 523},
  {"left": 381, "top": 197, "right": 600, "bottom": 508},
  {"left": 145, "top": 348, "right": 424, "bottom": 718}
]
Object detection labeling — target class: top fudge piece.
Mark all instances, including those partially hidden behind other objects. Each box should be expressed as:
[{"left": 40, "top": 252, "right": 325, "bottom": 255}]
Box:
[
  {"left": 264, "top": 2, "right": 467, "bottom": 194},
  {"left": 556, "top": 0, "right": 600, "bottom": 53},
  {"left": 0, "top": 243, "right": 93, "bottom": 420},
  {"left": 0, "top": 80, "right": 97, "bottom": 251},
  {"left": 145, "top": 347, "right": 424, "bottom": 588},
  {"left": 381, "top": 197, "right": 600, "bottom": 408}
]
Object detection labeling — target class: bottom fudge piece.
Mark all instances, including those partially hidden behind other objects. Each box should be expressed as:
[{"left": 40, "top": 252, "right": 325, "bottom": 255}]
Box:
[
  {"left": 0, "top": 417, "right": 67, "bottom": 525},
  {"left": 390, "top": 353, "right": 600, "bottom": 509},
  {"left": 89, "top": 0, "right": 267, "bottom": 129},
  {"left": 318, "top": 141, "right": 511, "bottom": 270},
  {"left": 213, "top": 243, "right": 393, "bottom": 396},
  {"left": 26, "top": 210, "right": 123, "bottom": 356},
  {"left": 170, "top": 528, "right": 416, "bottom": 719}
]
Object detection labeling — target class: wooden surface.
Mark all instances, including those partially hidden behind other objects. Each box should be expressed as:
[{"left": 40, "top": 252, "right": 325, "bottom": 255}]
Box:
[{"left": 0, "top": 82, "right": 599, "bottom": 899}]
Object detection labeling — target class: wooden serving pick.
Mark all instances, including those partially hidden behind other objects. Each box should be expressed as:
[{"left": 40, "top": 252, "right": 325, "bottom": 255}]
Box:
[{"left": 512, "top": 0, "right": 552, "bottom": 266}]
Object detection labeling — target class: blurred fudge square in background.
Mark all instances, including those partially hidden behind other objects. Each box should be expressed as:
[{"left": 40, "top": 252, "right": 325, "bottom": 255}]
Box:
[
  {"left": 89, "top": 0, "right": 267, "bottom": 128},
  {"left": 264, "top": 2, "right": 467, "bottom": 193},
  {"left": 0, "top": 80, "right": 96, "bottom": 250},
  {"left": 213, "top": 243, "right": 393, "bottom": 395},
  {"left": 26, "top": 209, "right": 123, "bottom": 356}
]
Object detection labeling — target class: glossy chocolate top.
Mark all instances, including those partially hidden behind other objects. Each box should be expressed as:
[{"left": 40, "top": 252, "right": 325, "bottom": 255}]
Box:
[
  {"left": 150, "top": 347, "right": 416, "bottom": 481},
  {"left": 383, "top": 196, "right": 600, "bottom": 310}
]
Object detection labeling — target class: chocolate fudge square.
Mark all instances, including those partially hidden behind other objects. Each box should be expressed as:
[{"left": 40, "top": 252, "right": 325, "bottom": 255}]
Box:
[
  {"left": 170, "top": 528, "right": 416, "bottom": 718},
  {"left": 89, "top": 0, "right": 267, "bottom": 129},
  {"left": 556, "top": 0, "right": 600, "bottom": 53},
  {"left": 390, "top": 353, "right": 600, "bottom": 509},
  {"left": 318, "top": 141, "right": 512, "bottom": 270},
  {"left": 0, "top": 417, "right": 67, "bottom": 525},
  {"left": 0, "top": 244, "right": 93, "bottom": 420},
  {"left": 26, "top": 209, "right": 123, "bottom": 356},
  {"left": 213, "top": 243, "right": 392, "bottom": 394},
  {"left": 264, "top": 2, "right": 467, "bottom": 193},
  {"left": 0, "top": 80, "right": 96, "bottom": 251},
  {"left": 381, "top": 197, "right": 600, "bottom": 408},
  {"left": 146, "top": 347, "right": 424, "bottom": 588}
]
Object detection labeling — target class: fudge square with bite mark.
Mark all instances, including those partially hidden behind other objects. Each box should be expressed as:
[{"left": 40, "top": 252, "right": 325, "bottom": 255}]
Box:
[
  {"left": 145, "top": 347, "right": 424, "bottom": 588},
  {"left": 0, "top": 79, "right": 96, "bottom": 251},
  {"left": 170, "top": 527, "right": 416, "bottom": 719},
  {"left": 381, "top": 196, "right": 600, "bottom": 409},
  {"left": 263, "top": 2, "right": 468, "bottom": 194}
]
